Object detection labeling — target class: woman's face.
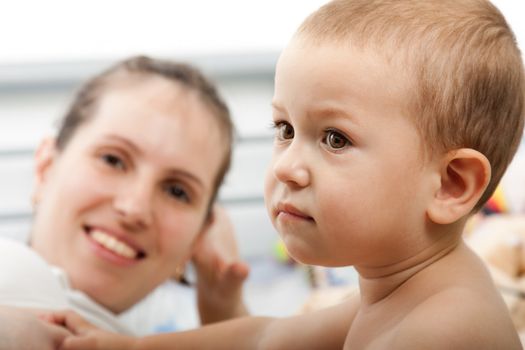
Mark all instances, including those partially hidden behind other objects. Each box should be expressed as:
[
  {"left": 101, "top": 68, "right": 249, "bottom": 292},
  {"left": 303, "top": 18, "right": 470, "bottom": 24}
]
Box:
[{"left": 31, "top": 76, "right": 226, "bottom": 313}]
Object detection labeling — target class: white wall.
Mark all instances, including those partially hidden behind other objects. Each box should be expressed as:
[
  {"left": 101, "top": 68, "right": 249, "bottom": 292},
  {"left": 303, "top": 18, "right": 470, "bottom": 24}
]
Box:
[
  {"left": 492, "top": 1, "right": 525, "bottom": 49},
  {"left": 0, "top": 0, "right": 522, "bottom": 65},
  {"left": 0, "top": 0, "right": 328, "bottom": 64}
]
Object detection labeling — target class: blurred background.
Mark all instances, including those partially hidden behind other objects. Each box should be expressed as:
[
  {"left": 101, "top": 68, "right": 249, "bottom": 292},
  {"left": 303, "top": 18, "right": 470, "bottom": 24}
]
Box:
[{"left": 0, "top": 0, "right": 524, "bottom": 334}]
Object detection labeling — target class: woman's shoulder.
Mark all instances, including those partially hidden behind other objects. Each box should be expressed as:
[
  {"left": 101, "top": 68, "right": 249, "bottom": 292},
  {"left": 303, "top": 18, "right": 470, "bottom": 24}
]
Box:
[
  {"left": 0, "top": 236, "right": 69, "bottom": 309},
  {"left": 0, "top": 236, "right": 48, "bottom": 270}
]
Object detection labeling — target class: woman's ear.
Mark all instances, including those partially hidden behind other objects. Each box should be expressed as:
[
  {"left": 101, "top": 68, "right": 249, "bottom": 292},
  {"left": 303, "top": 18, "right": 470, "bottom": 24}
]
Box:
[
  {"left": 427, "top": 148, "right": 491, "bottom": 225},
  {"left": 32, "top": 137, "right": 57, "bottom": 206}
]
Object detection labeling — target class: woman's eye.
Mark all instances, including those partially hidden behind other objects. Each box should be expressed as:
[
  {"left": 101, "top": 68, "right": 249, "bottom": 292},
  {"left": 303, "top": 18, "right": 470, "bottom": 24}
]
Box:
[
  {"left": 165, "top": 184, "right": 190, "bottom": 203},
  {"left": 274, "top": 121, "right": 294, "bottom": 140},
  {"left": 324, "top": 130, "right": 350, "bottom": 149},
  {"left": 102, "top": 154, "right": 125, "bottom": 170}
]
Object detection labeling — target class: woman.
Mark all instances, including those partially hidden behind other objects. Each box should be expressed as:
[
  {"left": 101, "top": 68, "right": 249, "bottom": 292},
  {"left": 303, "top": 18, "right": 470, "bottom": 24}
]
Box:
[{"left": 0, "top": 56, "right": 248, "bottom": 348}]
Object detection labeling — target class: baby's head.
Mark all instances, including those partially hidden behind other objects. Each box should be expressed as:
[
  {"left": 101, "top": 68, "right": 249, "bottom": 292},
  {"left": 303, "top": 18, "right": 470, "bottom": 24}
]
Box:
[
  {"left": 31, "top": 56, "right": 234, "bottom": 312},
  {"left": 296, "top": 0, "right": 524, "bottom": 210},
  {"left": 266, "top": 0, "right": 524, "bottom": 267}
]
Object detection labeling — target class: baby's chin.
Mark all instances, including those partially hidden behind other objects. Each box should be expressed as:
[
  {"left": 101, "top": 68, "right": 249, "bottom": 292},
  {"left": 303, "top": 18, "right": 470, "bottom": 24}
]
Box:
[
  {"left": 286, "top": 243, "right": 350, "bottom": 268},
  {"left": 281, "top": 239, "right": 319, "bottom": 266}
]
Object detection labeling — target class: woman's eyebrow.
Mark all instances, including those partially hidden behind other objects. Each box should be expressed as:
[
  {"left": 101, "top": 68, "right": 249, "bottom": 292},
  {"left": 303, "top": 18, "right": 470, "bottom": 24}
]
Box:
[
  {"left": 165, "top": 169, "right": 205, "bottom": 190},
  {"left": 101, "top": 134, "right": 141, "bottom": 154},
  {"left": 100, "top": 134, "right": 205, "bottom": 190}
]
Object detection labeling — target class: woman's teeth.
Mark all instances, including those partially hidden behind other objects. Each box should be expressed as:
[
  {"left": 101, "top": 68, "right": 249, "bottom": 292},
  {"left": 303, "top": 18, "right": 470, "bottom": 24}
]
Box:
[{"left": 91, "top": 230, "right": 137, "bottom": 259}]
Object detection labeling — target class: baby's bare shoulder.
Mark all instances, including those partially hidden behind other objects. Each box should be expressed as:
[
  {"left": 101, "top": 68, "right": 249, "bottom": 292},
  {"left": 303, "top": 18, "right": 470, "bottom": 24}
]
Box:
[{"left": 392, "top": 287, "right": 521, "bottom": 349}]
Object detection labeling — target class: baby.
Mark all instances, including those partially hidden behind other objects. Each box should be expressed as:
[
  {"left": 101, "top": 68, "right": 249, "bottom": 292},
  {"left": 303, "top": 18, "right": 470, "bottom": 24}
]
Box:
[{"left": 51, "top": 0, "right": 525, "bottom": 348}]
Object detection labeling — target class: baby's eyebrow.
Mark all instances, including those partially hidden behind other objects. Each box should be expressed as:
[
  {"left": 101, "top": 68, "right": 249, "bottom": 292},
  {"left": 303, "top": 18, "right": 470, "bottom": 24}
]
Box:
[{"left": 307, "top": 106, "right": 360, "bottom": 126}]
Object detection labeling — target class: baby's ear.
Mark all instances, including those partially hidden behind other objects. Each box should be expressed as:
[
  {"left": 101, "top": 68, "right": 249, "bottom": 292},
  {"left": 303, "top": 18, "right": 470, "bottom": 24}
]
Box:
[
  {"left": 32, "top": 137, "right": 57, "bottom": 205},
  {"left": 427, "top": 148, "right": 491, "bottom": 224}
]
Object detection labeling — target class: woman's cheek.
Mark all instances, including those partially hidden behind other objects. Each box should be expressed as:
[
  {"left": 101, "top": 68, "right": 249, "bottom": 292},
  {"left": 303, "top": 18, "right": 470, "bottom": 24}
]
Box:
[{"left": 158, "top": 216, "right": 202, "bottom": 257}]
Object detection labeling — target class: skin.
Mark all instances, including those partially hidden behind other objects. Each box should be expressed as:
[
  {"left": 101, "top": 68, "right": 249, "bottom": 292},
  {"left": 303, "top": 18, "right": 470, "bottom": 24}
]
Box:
[
  {"left": 0, "top": 307, "right": 70, "bottom": 350},
  {"left": 266, "top": 38, "right": 434, "bottom": 269},
  {"left": 192, "top": 205, "right": 249, "bottom": 323},
  {"left": 30, "top": 75, "right": 247, "bottom": 315},
  {"left": 49, "top": 38, "right": 521, "bottom": 349}
]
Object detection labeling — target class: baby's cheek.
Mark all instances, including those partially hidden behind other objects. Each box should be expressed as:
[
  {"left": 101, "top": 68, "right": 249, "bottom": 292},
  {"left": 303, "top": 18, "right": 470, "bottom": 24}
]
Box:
[{"left": 318, "top": 191, "right": 374, "bottom": 233}]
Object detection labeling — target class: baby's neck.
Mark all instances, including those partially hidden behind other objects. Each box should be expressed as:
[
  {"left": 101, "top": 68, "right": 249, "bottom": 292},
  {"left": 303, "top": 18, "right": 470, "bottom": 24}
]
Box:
[{"left": 355, "top": 233, "right": 462, "bottom": 306}]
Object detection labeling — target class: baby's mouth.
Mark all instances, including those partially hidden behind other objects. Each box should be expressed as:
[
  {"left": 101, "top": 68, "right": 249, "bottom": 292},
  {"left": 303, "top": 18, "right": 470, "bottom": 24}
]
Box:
[{"left": 84, "top": 226, "right": 146, "bottom": 260}]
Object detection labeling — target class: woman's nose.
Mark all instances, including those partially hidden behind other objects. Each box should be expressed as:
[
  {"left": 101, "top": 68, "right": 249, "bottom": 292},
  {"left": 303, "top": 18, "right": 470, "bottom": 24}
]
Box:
[
  {"left": 272, "top": 141, "right": 311, "bottom": 188},
  {"left": 113, "top": 180, "right": 153, "bottom": 230}
]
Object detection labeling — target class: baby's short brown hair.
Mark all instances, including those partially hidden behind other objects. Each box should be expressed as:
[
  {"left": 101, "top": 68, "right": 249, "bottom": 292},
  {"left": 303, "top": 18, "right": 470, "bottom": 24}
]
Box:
[{"left": 298, "top": 0, "right": 525, "bottom": 209}]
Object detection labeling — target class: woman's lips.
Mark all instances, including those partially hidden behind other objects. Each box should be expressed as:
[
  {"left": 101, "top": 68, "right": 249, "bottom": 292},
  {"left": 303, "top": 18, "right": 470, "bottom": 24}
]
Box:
[
  {"left": 90, "top": 230, "right": 138, "bottom": 259},
  {"left": 84, "top": 225, "right": 146, "bottom": 261}
]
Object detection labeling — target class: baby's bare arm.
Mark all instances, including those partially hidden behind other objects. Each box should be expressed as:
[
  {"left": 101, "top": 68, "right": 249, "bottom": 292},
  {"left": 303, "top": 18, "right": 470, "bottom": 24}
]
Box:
[
  {"left": 135, "top": 299, "right": 357, "bottom": 350},
  {"left": 59, "top": 298, "right": 358, "bottom": 350},
  {"left": 258, "top": 298, "right": 358, "bottom": 350}
]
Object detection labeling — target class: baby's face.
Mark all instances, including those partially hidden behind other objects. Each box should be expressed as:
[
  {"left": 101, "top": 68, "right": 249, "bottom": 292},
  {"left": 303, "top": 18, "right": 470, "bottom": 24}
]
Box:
[
  {"left": 265, "top": 39, "right": 437, "bottom": 268},
  {"left": 31, "top": 77, "right": 225, "bottom": 312}
]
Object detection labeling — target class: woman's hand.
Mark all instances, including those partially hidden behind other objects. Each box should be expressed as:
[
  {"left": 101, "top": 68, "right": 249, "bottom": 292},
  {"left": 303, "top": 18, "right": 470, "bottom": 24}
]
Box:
[
  {"left": 0, "top": 306, "right": 71, "bottom": 350},
  {"left": 42, "top": 310, "right": 135, "bottom": 350},
  {"left": 192, "top": 205, "right": 250, "bottom": 324}
]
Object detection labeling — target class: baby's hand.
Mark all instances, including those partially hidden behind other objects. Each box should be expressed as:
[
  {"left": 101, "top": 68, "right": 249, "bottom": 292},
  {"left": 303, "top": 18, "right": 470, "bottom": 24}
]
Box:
[
  {"left": 192, "top": 205, "right": 250, "bottom": 323},
  {"left": 42, "top": 310, "right": 135, "bottom": 350}
]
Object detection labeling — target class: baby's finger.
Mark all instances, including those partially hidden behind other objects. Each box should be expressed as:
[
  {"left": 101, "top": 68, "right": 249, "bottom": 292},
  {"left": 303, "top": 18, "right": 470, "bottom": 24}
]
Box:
[
  {"left": 47, "top": 310, "right": 97, "bottom": 335},
  {"left": 64, "top": 312, "right": 98, "bottom": 335},
  {"left": 38, "top": 312, "right": 61, "bottom": 325},
  {"left": 60, "top": 335, "right": 98, "bottom": 350},
  {"left": 45, "top": 323, "right": 72, "bottom": 347},
  {"left": 60, "top": 330, "right": 132, "bottom": 350},
  {"left": 39, "top": 310, "right": 72, "bottom": 330}
]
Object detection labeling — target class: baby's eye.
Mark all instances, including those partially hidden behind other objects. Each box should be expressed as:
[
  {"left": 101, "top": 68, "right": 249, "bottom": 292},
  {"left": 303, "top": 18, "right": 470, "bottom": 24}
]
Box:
[
  {"left": 165, "top": 183, "right": 190, "bottom": 203},
  {"left": 324, "top": 130, "right": 351, "bottom": 150},
  {"left": 273, "top": 121, "right": 294, "bottom": 140},
  {"left": 101, "top": 153, "right": 125, "bottom": 170}
]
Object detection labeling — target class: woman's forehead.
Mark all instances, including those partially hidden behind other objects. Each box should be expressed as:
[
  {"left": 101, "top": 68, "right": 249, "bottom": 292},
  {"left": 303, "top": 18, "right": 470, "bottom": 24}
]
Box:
[{"left": 72, "top": 80, "right": 227, "bottom": 187}]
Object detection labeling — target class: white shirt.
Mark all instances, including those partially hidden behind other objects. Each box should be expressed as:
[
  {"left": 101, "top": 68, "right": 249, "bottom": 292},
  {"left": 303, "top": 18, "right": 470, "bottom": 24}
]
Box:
[{"left": 0, "top": 237, "right": 133, "bottom": 334}]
